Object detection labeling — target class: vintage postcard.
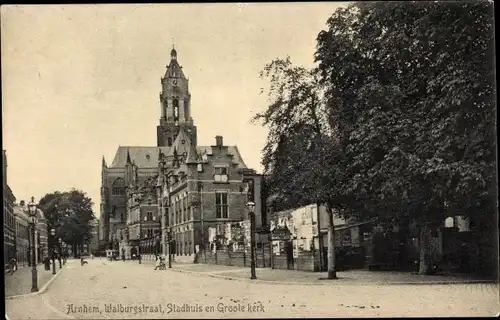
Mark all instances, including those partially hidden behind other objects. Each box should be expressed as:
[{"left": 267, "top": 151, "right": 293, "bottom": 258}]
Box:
[{"left": 2, "top": 2, "right": 498, "bottom": 319}]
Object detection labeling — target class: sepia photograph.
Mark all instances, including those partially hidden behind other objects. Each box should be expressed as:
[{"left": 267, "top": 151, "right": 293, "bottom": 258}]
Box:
[{"left": 2, "top": 2, "right": 498, "bottom": 318}]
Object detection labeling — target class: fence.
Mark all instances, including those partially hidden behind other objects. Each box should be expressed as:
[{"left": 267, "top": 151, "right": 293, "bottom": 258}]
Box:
[{"left": 196, "top": 242, "right": 272, "bottom": 268}]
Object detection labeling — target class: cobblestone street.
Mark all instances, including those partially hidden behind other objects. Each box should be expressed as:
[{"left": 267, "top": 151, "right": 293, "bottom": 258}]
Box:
[{"left": 5, "top": 258, "right": 499, "bottom": 319}]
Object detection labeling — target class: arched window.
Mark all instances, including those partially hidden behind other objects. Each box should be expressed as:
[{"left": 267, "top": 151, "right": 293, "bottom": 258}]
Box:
[
  {"left": 167, "top": 137, "right": 173, "bottom": 146},
  {"left": 112, "top": 178, "right": 126, "bottom": 195},
  {"left": 173, "top": 99, "right": 179, "bottom": 121}
]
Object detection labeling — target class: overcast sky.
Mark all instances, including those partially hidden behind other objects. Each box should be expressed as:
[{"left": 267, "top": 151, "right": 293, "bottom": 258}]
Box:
[{"left": 2, "top": 3, "right": 347, "bottom": 216}]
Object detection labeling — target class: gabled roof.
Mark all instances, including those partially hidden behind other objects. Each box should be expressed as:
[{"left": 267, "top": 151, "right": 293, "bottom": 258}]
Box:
[
  {"left": 191, "top": 146, "right": 247, "bottom": 169},
  {"left": 110, "top": 146, "right": 170, "bottom": 168},
  {"left": 109, "top": 139, "right": 248, "bottom": 170},
  {"left": 227, "top": 146, "right": 248, "bottom": 169},
  {"left": 166, "top": 128, "right": 193, "bottom": 158}
]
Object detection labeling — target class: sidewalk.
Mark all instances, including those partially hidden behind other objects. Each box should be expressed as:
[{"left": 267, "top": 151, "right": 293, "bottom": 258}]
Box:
[
  {"left": 5, "top": 264, "right": 61, "bottom": 297},
  {"left": 140, "top": 260, "right": 496, "bottom": 285}
]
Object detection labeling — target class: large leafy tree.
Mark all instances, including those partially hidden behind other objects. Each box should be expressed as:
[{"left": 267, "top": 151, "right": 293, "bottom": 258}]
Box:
[
  {"left": 315, "top": 1, "right": 495, "bottom": 274},
  {"left": 254, "top": 57, "right": 354, "bottom": 279},
  {"left": 39, "top": 189, "right": 95, "bottom": 257}
]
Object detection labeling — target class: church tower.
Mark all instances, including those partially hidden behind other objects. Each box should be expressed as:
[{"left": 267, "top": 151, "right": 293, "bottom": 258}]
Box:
[{"left": 157, "top": 46, "right": 198, "bottom": 147}]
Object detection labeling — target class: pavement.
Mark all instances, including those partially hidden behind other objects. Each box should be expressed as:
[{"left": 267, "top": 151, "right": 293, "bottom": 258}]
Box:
[
  {"left": 138, "top": 260, "right": 496, "bottom": 285},
  {"left": 4, "top": 258, "right": 499, "bottom": 319},
  {"left": 5, "top": 262, "right": 63, "bottom": 297}
]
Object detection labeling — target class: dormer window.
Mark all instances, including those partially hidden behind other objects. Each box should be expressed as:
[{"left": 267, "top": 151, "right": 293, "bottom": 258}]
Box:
[{"left": 214, "top": 166, "right": 228, "bottom": 182}]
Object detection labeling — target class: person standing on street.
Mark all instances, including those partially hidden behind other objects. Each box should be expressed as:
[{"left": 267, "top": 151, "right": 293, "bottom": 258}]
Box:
[{"left": 9, "top": 257, "right": 17, "bottom": 275}]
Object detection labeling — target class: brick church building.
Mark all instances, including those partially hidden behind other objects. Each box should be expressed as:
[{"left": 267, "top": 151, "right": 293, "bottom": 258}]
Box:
[{"left": 100, "top": 47, "right": 264, "bottom": 258}]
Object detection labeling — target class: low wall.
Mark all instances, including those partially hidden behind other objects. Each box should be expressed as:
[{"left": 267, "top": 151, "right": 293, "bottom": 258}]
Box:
[
  {"left": 196, "top": 249, "right": 271, "bottom": 268},
  {"left": 271, "top": 251, "right": 319, "bottom": 272}
]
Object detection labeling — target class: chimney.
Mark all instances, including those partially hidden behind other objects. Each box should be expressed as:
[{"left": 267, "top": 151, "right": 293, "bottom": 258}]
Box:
[
  {"left": 215, "top": 136, "right": 223, "bottom": 147},
  {"left": 20, "top": 200, "right": 25, "bottom": 206}
]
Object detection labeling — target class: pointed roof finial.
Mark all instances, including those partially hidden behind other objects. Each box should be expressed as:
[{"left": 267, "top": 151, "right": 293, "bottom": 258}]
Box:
[
  {"left": 171, "top": 39, "right": 177, "bottom": 60},
  {"left": 126, "top": 149, "right": 132, "bottom": 164},
  {"left": 102, "top": 156, "right": 107, "bottom": 167}
]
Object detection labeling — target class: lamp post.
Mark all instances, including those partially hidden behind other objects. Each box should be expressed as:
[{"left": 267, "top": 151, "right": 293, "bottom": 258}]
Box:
[
  {"left": 246, "top": 201, "right": 257, "bottom": 280},
  {"left": 58, "top": 238, "right": 62, "bottom": 269},
  {"left": 50, "top": 228, "right": 56, "bottom": 274},
  {"left": 157, "top": 152, "right": 173, "bottom": 269},
  {"left": 27, "top": 197, "right": 39, "bottom": 292},
  {"left": 138, "top": 205, "right": 142, "bottom": 264}
]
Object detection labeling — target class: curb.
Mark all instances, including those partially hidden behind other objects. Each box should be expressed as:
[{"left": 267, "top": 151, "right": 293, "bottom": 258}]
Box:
[
  {"left": 6, "top": 265, "right": 66, "bottom": 300},
  {"left": 168, "top": 268, "right": 498, "bottom": 286}
]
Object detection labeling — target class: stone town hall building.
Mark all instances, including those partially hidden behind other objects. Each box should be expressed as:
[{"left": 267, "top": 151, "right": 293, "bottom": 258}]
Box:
[{"left": 100, "top": 47, "right": 263, "bottom": 258}]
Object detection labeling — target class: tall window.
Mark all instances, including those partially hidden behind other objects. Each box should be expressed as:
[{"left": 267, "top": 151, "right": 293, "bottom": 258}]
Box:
[
  {"left": 147, "top": 211, "right": 153, "bottom": 221},
  {"left": 173, "top": 99, "right": 179, "bottom": 121},
  {"left": 215, "top": 192, "right": 228, "bottom": 219},
  {"left": 112, "top": 178, "right": 126, "bottom": 195},
  {"left": 167, "top": 137, "right": 172, "bottom": 146},
  {"left": 214, "top": 166, "right": 228, "bottom": 182}
]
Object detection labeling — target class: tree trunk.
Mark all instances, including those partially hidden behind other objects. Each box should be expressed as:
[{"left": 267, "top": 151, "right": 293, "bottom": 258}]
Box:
[
  {"left": 418, "top": 224, "right": 432, "bottom": 275},
  {"left": 326, "top": 203, "right": 337, "bottom": 279}
]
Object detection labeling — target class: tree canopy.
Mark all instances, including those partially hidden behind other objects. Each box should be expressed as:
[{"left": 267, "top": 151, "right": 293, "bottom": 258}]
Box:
[
  {"left": 255, "top": 1, "right": 495, "bottom": 274},
  {"left": 39, "top": 189, "right": 95, "bottom": 247},
  {"left": 313, "top": 1, "right": 496, "bottom": 226}
]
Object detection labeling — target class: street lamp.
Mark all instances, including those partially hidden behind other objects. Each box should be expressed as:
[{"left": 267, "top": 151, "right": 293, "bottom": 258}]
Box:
[
  {"left": 132, "top": 191, "right": 143, "bottom": 265},
  {"left": 246, "top": 201, "right": 257, "bottom": 280},
  {"left": 27, "top": 197, "right": 39, "bottom": 292},
  {"left": 58, "top": 238, "right": 62, "bottom": 268},
  {"left": 157, "top": 152, "right": 173, "bottom": 268},
  {"left": 50, "top": 228, "right": 56, "bottom": 274}
]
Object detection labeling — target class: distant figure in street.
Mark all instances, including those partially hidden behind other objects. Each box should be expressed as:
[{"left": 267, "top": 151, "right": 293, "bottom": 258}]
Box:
[
  {"left": 80, "top": 256, "right": 88, "bottom": 266},
  {"left": 44, "top": 256, "right": 51, "bottom": 271},
  {"left": 121, "top": 248, "right": 126, "bottom": 262},
  {"left": 154, "top": 255, "right": 165, "bottom": 270},
  {"left": 90, "top": 253, "right": 94, "bottom": 259},
  {"left": 9, "top": 258, "right": 17, "bottom": 275}
]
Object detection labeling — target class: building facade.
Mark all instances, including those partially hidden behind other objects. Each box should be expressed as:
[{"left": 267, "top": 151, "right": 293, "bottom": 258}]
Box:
[
  {"left": 100, "top": 47, "right": 261, "bottom": 259},
  {"left": 3, "top": 150, "right": 17, "bottom": 267},
  {"left": 14, "top": 203, "right": 30, "bottom": 266}
]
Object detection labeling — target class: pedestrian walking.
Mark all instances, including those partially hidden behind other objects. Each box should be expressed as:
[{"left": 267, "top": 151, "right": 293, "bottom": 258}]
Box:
[
  {"left": 44, "top": 256, "right": 50, "bottom": 271},
  {"left": 9, "top": 258, "right": 17, "bottom": 275},
  {"left": 154, "top": 255, "right": 159, "bottom": 270}
]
